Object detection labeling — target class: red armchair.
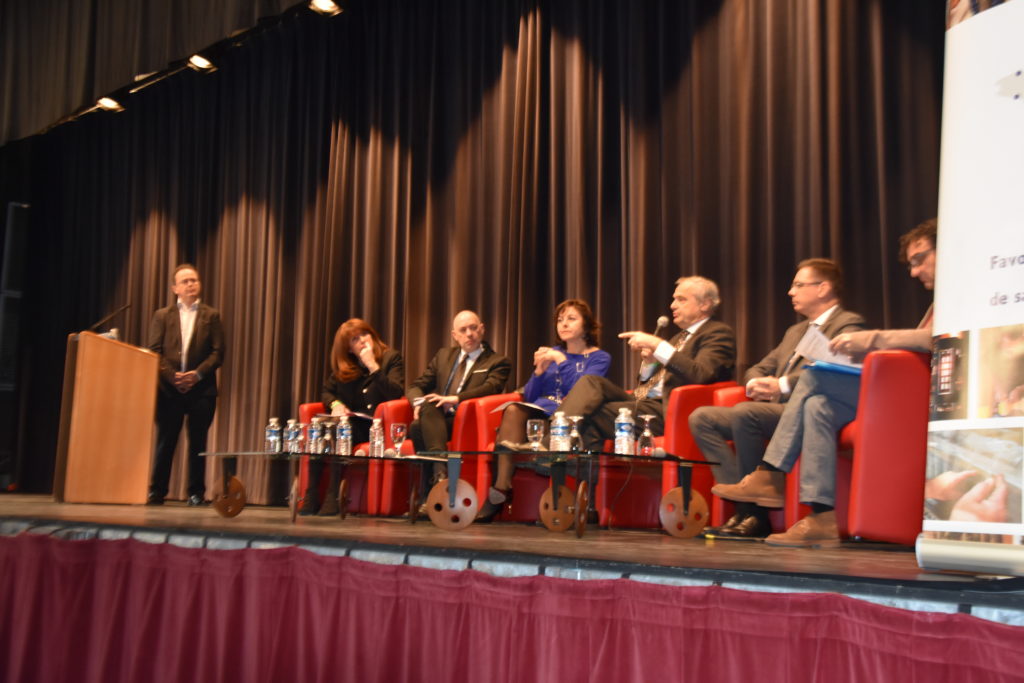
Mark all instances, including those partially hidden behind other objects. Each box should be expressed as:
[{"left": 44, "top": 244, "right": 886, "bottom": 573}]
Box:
[
  {"left": 709, "top": 350, "right": 930, "bottom": 544},
  {"left": 596, "top": 381, "right": 738, "bottom": 528},
  {"left": 375, "top": 393, "right": 519, "bottom": 516}
]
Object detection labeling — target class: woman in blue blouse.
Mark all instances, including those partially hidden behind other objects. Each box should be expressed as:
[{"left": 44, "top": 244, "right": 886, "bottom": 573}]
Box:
[{"left": 478, "top": 299, "right": 611, "bottom": 521}]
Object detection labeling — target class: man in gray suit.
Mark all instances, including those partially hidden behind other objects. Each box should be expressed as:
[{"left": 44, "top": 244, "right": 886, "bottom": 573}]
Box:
[
  {"left": 713, "top": 219, "right": 936, "bottom": 547},
  {"left": 147, "top": 264, "right": 225, "bottom": 506},
  {"left": 690, "top": 258, "right": 864, "bottom": 539}
]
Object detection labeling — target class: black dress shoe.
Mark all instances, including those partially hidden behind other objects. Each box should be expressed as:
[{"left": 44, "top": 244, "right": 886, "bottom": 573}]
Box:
[
  {"left": 187, "top": 494, "right": 205, "bottom": 507},
  {"left": 476, "top": 487, "right": 512, "bottom": 524},
  {"left": 701, "top": 513, "right": 744, "bottom": 537},
  {"left": 715, "top": 514, "right": 771, "bottom": 540},
  {"left": 146, "top": 492, "right": 165, "bottom": 506}
]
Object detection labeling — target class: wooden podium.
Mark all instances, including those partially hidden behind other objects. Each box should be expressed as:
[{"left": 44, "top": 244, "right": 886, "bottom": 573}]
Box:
[{"left": 54, "top": 331, "right": 159, "bottom": 503}]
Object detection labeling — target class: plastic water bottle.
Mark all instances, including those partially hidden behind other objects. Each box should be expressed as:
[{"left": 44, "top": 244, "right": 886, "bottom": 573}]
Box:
[
  {"left": 369, "top": 418, "right": 385, "bottom": 458},
  {"left": 308, "top": 417, "right": 323, "bottom": 454},
  {"left": 336, "top": 416, "right": 353, "bottom": 457},
  {"left": 614, "top": 408, "right": 635, "bottom": 455},
  {"left": 265, "top": 417, "right": 282, "bottom": 452},
  {"left": 549, "top": 411, "right": 571, "bottom": 452},
  {"left": 285, "top": 419, "right": 299, "bottom": 453}
]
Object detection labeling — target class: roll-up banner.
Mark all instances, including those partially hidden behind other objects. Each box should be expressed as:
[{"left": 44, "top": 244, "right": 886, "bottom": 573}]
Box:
[{"left": 916, "top": 0, "right": 1024, "bottom": 575}]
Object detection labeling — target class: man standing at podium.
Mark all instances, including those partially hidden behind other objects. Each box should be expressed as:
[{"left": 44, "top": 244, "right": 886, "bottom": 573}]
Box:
[{"left": 147, "top": 264, "right": 225, "bottom": 506}]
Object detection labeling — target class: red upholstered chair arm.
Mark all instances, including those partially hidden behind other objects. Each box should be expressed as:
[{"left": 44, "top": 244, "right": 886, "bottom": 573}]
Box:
[
  {"left": 299, "top": 402, "right": 326, "bottom": 425},
  {"left": 847, "top": 349, "right": 931, "bottom": 542},
  {"left": 474, "top": 393, "right": 522, "bottom": 449},
  {"left": 375, "top": 398, "right": 415, "bottom": 431},
  {"left": 663, "top": 381, "right": 738, "bottom": 459},
  {"left": 713, "top": 385, "right": 748, "bottom": 408}
]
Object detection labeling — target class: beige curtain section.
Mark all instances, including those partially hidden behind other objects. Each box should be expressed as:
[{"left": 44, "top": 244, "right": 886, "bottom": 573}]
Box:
[{"left": 11, "top": 0, "right": 943, "bottom": 501}]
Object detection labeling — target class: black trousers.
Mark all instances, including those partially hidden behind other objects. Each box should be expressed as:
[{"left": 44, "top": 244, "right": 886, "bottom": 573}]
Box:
[
  {"left": 150, "top": 390, "right": 216, "bottom": 498},
  {"left": 409, "top": 401, "right": 455, "bottom": 493}
]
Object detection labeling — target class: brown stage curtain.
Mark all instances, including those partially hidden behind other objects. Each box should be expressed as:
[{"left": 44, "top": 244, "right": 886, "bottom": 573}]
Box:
[
  {"left": 10, "top": 0, "right": 943, "bottom": 501},
  {"left": 3, "top": 534, "right": 1023, "bottom": 681}
]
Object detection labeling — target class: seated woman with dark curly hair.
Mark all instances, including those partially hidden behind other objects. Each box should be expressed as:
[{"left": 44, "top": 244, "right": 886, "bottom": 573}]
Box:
[
  {"left": 301, "top": 318, "right": 404, "bottom": 516},
  {"left": 477, "top": 299, "right": 610, "bottom": 522}
]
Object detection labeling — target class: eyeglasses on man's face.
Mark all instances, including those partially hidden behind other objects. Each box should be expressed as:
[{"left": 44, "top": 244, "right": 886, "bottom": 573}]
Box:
[
  {"left": 907, "top": 247, "right": 934, "bottom": 270},
  {"left": 790, "top": 281, "right": 822, "bottom": 289}
]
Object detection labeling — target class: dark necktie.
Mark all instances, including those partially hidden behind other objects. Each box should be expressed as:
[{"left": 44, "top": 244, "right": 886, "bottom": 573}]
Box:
[
  {"left": 444, "top": 354, "right": 469, "bottom": 395},
  {"left": 634, "top": 330, "right": 689, "bottom": 400}
]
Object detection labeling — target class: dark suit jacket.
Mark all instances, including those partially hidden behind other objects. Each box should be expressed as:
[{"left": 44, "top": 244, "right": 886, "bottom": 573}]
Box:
[
  {"left": 744, "top": 307, "right": 866, "bottom": 396},
  {"left": 322, "top": 348, "right": 405, "bottom": 415},
  {"left": 407, "top": 342, "right": 511, "bottom": 404},
  {"left": 148, "top": 302, "right": 225, "bottom": 399},
  {"left": 657, "top": 318, "right": 737, "bottom": 407}
]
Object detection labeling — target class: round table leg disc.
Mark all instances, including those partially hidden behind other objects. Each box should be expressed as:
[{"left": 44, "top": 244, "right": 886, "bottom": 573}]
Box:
[
  {"left": 658, "top": 487, "right": 709, "bottom": 539},
  {"left": 289, "top": 477, "right": 299, "bottom": 523},
  {"left": 212, "top": 476, "right": 247, "bottom": 518},
  {"left": 538, "top": 485, "right": 575, "bottom": 532},
  {"left": 574, "top": 480, "right": 589, "bottom": 538},
  {"left": 409, "top": 486, "right": 418, "bottom": 525},
  {"left": 425, "top": 479, "right": 479, "bottom": 531},
  {"left": 338, "top": 478, "right": 349, "bottom": 520}
]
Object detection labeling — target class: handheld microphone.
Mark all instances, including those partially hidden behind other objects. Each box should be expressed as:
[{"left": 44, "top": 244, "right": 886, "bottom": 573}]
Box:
[{"left": 635, "top": 315, "right": 671, "bottom": 386}]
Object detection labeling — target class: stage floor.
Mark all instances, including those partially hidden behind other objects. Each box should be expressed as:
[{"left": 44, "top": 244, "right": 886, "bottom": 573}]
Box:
[{"left": 3, "top": 493, "right": 1024, "bottom": 622}]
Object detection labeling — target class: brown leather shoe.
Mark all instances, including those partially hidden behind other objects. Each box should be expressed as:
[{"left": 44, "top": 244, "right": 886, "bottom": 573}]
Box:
[
  {"left": 764, "top": 511, "right": 840, "bottom": 548},
  {"left": 711, "top": 470, "right": 785, "bottom": 508}
]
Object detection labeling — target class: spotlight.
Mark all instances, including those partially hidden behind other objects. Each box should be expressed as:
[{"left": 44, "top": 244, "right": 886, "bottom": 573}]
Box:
[
  {"left": 187, "top": 54, "right": 217, "bottom": 73},
  {"left": 96, "top": 97, "right": 124, "bottom": 112},
  {"left": 308, "top": 0, "right": 342, "bottom": 16}
]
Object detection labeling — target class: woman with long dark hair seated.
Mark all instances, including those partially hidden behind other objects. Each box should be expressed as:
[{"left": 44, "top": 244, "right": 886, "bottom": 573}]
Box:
[
  {"left": 300, "top": 318, "right": 404, "bottom": 516},
  {"left": 477, "top": 299, "right": 611, "bottom": 522}
]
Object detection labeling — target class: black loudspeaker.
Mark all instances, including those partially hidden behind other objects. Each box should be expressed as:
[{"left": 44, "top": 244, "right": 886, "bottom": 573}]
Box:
[{"left": 0, "top": 201, "right": 29, "bottom": 489}]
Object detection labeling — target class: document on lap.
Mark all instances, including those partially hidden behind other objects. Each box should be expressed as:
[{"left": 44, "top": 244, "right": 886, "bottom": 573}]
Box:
[
  {"left": 490, "top": 400, "right": 546, "bottom": 413},
  {"left": 794, "top": 326, "right": 862, "bottom": 371},
  {"left": 316, "top": 411, "right": 373, "bottom": 421}
]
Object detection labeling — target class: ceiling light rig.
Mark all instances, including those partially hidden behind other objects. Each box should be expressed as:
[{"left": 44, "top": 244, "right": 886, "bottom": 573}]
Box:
[
  {"left": 187, "top": 54, "right": 217, "bottom": 73},
  {"left": 308, "top": 0, "right": 343, "bottom": 17},
  {"left": 39, "top": 3, "right": 344, "bottom": 136},
  {"left": 95, "top": 97, "right": 124, "bottom": 113}
]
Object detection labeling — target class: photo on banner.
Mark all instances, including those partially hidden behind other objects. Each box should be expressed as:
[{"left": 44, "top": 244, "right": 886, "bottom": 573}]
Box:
[{"left": 917, "top": 0, "right": 1024, "bottom": 573}]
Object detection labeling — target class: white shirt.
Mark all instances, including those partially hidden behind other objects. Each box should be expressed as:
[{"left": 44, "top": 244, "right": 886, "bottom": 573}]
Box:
[
  {"left": 453, "top": 346, "right": 485, "bottom": 394},
  {"left": 177, "top": 298, "right": 200, "bottom": 372}
]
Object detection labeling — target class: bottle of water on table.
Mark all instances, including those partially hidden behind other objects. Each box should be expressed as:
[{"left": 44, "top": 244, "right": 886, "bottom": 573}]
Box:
[
  {"left": 549, "top": 411, "right": 571, "bottom": 452},
  {"left": 285, "top": 419, "right": 299, "bottom": 453},
  {"left": 336, "top": 415, "right": 353, "bottom": 457},
  {"left": 613, "top": 408, "right": 635, "bottom": 455},
  {"left": 369, "top": 418, "right": 384, "bottom": 458},
  {"left": 308, "top": 417, "right": 323, "bottom": 454},
  {"left": 265, "top": 417, "right": 282, "bottom": 453}
]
